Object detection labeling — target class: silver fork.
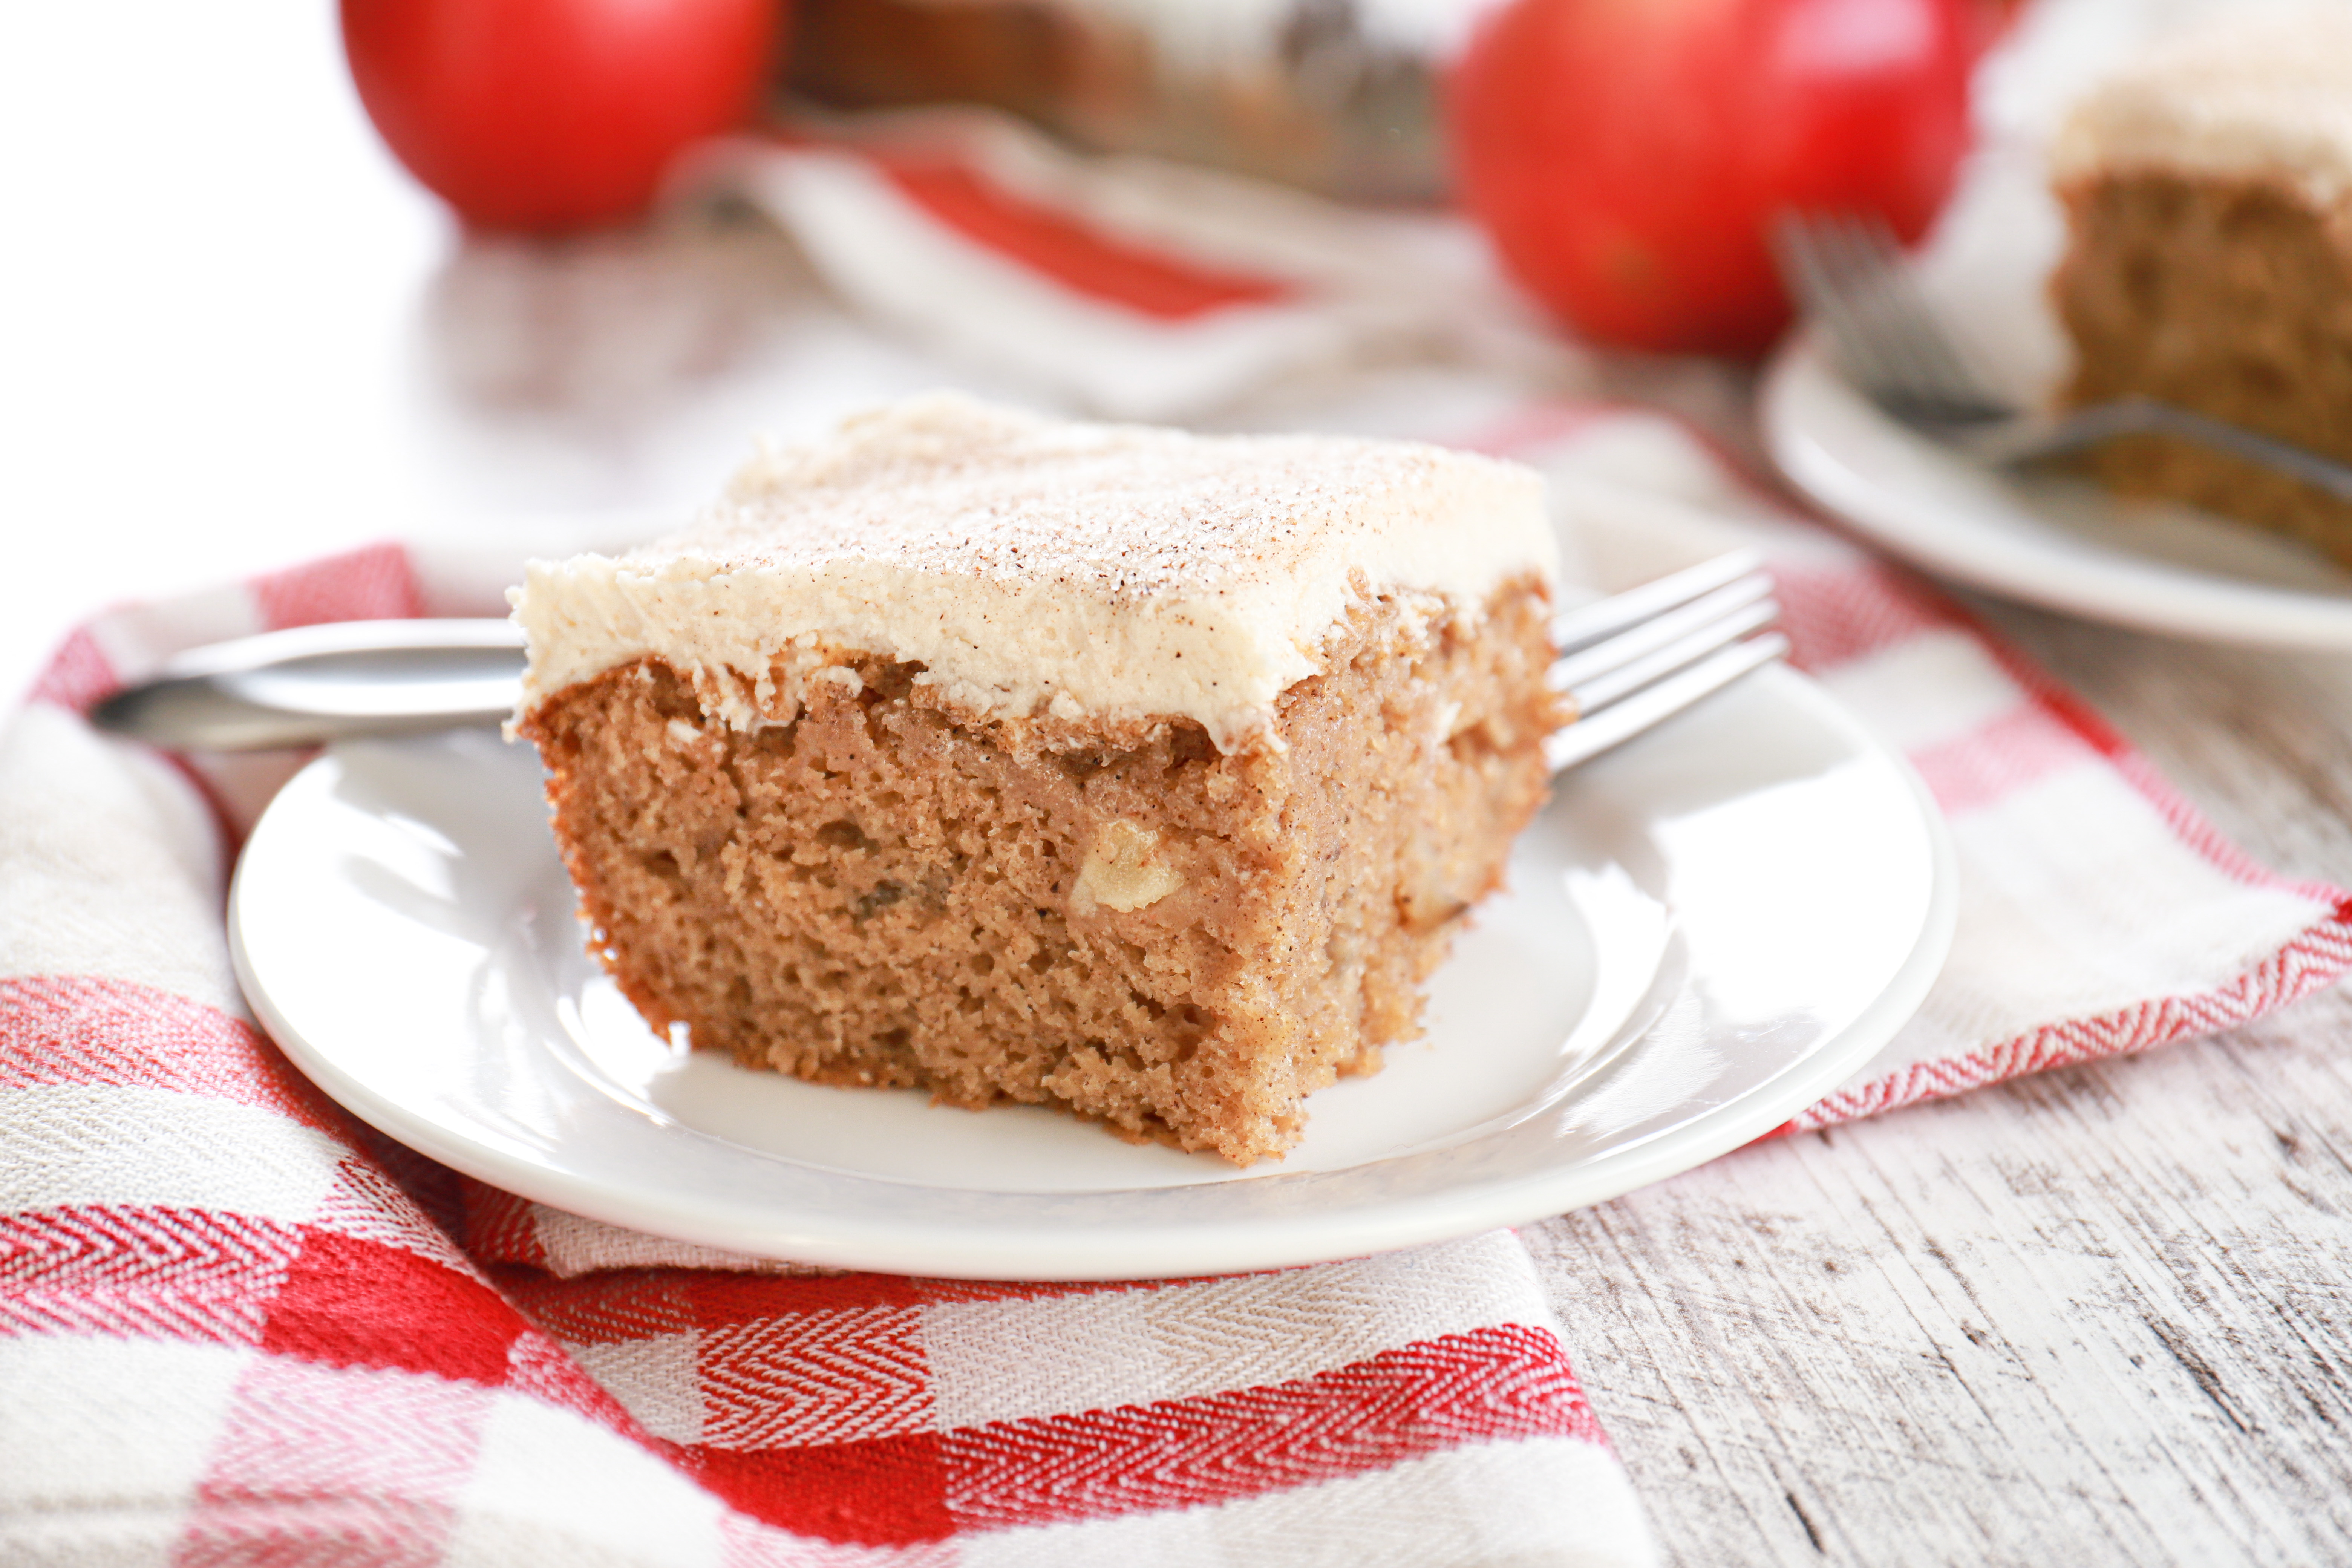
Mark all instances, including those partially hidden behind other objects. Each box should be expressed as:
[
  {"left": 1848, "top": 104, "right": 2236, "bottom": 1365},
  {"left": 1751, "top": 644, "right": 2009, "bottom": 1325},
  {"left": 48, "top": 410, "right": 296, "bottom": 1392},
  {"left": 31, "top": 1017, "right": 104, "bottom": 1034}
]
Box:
[
  {"left": 1545, "top": 550, "right": 1785, "bottom": 772},
  {"left": 1771, "top": 210, "right": 2352, "bottom": 502},
  {"left": 89, "top": 554, "right": 1786, "bottom": 770}
]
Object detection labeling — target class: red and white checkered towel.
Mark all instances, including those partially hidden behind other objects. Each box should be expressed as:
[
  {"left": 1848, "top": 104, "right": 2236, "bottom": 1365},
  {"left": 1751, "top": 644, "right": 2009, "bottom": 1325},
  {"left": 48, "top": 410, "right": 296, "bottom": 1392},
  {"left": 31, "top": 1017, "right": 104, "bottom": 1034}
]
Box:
[{"left": 9, "top": 107, "right": 2351, "bottom": 1566}]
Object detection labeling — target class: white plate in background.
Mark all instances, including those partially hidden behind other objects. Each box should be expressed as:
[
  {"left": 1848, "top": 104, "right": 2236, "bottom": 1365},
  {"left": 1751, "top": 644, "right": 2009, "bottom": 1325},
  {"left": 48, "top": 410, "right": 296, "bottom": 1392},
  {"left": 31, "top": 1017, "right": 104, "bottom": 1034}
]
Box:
[
  {"left": 231, "top": 664, "right": 1954, "bottom": 1280},
  {"left": 1762, "top": 332, "right": 2352, "bottom": 650}
]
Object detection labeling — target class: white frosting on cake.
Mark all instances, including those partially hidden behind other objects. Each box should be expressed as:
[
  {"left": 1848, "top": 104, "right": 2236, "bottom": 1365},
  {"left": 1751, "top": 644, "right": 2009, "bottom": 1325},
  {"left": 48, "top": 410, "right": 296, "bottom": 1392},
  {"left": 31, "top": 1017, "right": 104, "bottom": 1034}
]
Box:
[
  {"left": 2052, "top": 8, "right": 2352, "bottom": 209},
  {"left": 511, "top": 393, "right": 1554, "bottom": 750}
]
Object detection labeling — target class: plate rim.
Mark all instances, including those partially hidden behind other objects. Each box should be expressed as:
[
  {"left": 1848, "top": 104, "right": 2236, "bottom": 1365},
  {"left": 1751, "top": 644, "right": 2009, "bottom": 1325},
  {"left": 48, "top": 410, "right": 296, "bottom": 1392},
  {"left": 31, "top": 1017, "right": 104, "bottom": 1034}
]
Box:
[
  {"left": 231, "top": 665, "right": 1958, "bottom": 1280},
  {"left": 1760, "top": 332, "right": 2352, "bottom": 651}
]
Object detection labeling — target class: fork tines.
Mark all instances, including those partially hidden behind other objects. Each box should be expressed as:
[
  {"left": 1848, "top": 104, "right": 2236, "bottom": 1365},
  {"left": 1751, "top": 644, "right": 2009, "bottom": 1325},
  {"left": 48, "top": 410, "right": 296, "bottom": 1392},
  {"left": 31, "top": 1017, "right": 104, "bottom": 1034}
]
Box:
[
  {"left": 1545, "top": 550, "right": 1788, "bottom": 773},
  {"left": 1770, "top": 210, "right": 2007, "bottom": 428}
]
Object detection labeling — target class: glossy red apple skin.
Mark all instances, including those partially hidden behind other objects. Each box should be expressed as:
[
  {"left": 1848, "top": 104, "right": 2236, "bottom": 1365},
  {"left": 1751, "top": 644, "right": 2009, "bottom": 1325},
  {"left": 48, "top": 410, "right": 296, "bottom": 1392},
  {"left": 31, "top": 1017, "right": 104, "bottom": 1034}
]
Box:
[
  {"left": 1449, "top": 0, "right": 1975, "bottom": 357},
  {"left": 341, "top": 0, "right": 781, "bottom": 233}
]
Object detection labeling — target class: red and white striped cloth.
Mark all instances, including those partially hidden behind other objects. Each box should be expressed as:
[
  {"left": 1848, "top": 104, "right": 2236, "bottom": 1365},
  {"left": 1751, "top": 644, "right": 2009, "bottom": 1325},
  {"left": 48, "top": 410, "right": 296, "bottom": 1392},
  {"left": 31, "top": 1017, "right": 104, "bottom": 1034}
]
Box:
[
  {"left": 10, "top": 104, "right": 2352, "bottom": 1566},
  {"left": 680, "top": 110, "right": 1563, "bottom": 422},
  {"left": 7, "top": 542, "right": 1643, "bottom": 1563}
]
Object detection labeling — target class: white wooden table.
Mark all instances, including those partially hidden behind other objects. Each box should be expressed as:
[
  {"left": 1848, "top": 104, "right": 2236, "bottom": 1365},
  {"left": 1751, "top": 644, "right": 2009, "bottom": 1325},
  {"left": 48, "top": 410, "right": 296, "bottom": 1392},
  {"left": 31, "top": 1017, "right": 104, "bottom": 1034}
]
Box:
[
  {"left": 1527, "top": 609, "right": 2352, "bottom": 1566},
  {"left": 10, "top": 8, "right": 2350, "bottom": 1565}
]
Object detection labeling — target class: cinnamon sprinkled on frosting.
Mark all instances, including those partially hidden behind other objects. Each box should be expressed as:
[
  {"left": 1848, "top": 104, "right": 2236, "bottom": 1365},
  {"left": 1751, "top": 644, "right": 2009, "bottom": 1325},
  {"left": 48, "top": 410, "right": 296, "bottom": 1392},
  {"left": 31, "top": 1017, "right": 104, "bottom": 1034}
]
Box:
[{"left": 512, "top": 392, "right": 1555, "bottom": 749}]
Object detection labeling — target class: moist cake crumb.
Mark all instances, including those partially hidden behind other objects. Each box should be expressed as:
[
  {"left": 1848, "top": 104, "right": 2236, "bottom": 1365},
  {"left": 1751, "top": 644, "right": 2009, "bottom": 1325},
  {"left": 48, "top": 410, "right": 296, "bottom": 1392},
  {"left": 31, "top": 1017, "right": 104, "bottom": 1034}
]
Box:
[{"left": 2049, "top": 9, "right": 2352, "bottom": 564}]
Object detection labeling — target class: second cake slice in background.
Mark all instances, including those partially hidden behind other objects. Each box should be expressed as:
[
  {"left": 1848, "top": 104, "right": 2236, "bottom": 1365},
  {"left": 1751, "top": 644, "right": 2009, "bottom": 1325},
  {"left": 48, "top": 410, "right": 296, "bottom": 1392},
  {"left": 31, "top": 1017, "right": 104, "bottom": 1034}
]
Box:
[{"left": 2051, "top": 7, "right": 2352, "bottom": 565}]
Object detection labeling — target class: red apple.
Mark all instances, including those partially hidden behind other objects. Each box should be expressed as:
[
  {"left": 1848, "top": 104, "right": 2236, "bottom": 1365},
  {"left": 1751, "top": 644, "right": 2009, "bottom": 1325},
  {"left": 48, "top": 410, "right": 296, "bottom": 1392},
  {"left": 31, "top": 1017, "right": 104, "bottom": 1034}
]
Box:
[
  {"left": 341, "top": 0, "right": 782, "bottom": 233},
  {"left": 1449, "top": 0, "right": 1976, "bottom": 357}
]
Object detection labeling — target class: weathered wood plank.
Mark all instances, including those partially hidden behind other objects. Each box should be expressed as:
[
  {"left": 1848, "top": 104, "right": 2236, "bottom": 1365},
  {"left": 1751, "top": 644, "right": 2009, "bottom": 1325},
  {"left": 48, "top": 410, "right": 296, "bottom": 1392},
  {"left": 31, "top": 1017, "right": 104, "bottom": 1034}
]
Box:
[
  {"left": 1528, "top": 1004, "right": 2352, "bottom": 1566},
  {"left": 1523, "top": 599, "right": 2352, "bottom": 1566}
]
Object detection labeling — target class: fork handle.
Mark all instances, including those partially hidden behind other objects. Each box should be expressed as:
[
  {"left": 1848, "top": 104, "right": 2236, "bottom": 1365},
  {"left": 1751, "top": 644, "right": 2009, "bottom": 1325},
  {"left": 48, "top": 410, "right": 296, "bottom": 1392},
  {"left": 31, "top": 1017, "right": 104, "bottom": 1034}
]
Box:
[
  {"left": 92, "top": 620, "right": 525, "bottom": 750},
  {"left": 1972, "top": 398, "right": 2352, "bottom": 504}
]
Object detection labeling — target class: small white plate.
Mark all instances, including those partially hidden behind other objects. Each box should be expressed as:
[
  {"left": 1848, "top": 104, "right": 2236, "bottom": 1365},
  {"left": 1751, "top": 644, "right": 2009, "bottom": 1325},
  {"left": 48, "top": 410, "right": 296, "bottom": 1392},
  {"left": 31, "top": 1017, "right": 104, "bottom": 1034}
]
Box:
[
  {"left": 231, "top": 665, "right": 1955, "bottom": 1280},
  {"left": 1761, "top": 331, "right": 2352, "bottom": 650}
]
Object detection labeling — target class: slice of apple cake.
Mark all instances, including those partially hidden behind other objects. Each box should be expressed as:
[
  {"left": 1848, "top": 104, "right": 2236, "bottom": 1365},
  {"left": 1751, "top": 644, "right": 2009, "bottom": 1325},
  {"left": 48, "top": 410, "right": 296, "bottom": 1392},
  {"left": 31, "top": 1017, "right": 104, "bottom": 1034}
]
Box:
[
  {"left": 511, "top": 393, "right": 1563, "bottom": 1165},
  {"left": 2051, "top": 10, "right": 2352, "bottom": 564}
]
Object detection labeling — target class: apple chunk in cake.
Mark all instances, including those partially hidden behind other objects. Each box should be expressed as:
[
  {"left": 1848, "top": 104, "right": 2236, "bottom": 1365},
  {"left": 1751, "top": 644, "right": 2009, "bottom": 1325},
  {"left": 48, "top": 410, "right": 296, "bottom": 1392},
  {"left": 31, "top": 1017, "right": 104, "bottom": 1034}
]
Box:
[{"left": 511, "top": 394, "right": 1563, "bottom": 1165}]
